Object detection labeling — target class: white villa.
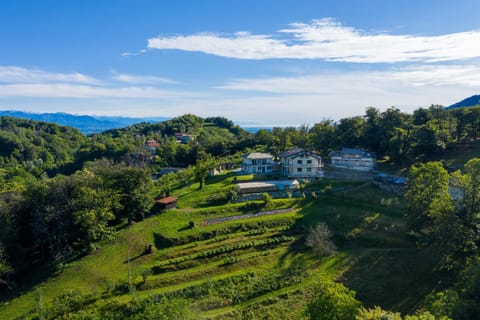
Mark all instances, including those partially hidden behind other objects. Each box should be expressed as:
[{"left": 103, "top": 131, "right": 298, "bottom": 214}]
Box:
[
  {"left": 242, "top": 152, "right": 275, "bottom": 174},
  {"left": 279, "top": 148, "right": 324, "bottom": 178},
  {"left": 329, "top": 148, "right": 376, "bottom": 171}
]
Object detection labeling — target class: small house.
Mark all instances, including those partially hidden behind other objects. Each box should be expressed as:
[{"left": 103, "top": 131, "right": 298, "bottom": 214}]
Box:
[
  {"left": 242, "top": 152, "right": 276, "bottom": 174},
  {"left": 329, "top": 148, "right": 376, "bottom": 171},
  {"left": 155, "top": 196, "right": 178, "bottom": 210},
  {"left": 175, "top": 133, "right": 195, "bottom": 144},
  {"left": 145, "top": 139, "right": 160, "bottom": 153}
]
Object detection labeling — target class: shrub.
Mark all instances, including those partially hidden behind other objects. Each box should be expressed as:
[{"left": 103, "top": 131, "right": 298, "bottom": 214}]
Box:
[
  {"left": 262, "top": 193, "right": 273, "bottom": 209},
  {"left": 307, "top": 281, "right": 361, "bottom": 320},
  {"left": 305, "top": 223, "right": 337, "bottom": 257}
]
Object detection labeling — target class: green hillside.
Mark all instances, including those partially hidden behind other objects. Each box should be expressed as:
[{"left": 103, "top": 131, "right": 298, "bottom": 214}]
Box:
[
  {"left": 3, "top": 108, "right": 480, "bottom": 319},
  {"left": 0, "top": 171, "right": 438, "bottom": 319}
]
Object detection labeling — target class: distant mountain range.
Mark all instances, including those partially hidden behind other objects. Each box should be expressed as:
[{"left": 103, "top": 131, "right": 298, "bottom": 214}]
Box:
[
  {"left": 0, "top": 111, "right": 169, "bottom": 134},
  {"left": 9, "top": 95, "right": 480, "bottom": 135},
  {"left": 447, "top": 94, "right": 480, "bottom": 110}
]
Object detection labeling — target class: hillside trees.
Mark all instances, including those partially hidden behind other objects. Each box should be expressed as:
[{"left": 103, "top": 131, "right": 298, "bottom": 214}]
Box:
[
  {"left": 23, "top": 170, "right": 117, "bottom": 260},
  {"left": 307, "top": 281, "right": 361, "bottom": 320},
  {"left": 336, "top": 116, "right": 366, "bottom": 148},
  {"left": 0, "top": 160, "right": 154, "bottom": 281},
  {"left": 309, "top": 120, "right": 337, "bottom": 156},
  {"left": 404, "top": 159, "right": 480, "bottom": 319},
  {"left": 86, "top": 161, "right": 154, "bottom": 223},
  {"left": 405, "top": 160, "right": 480, "bottom": 269},
  {"left": 194, "top": 152, "right": 218, "bottom": 189},
  {"left": 450, "top": 159, "right": 480, "bottom": 255},
  {"left": 405, "top": 162, "right": 460, "bottom": 260},
  {"left": 0, "top": 116, "right": 87, "bottom": 175},
  {"left": 0, "top": 244, "right": 12, "bottom": 288}
]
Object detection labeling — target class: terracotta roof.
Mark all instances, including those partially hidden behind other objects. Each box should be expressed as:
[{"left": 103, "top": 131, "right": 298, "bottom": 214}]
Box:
[
  {"left": 155, "top": 196, "right": 178, "bottom": 204},
  {"left": 146, "top": 139, "right": 160, "bottom": 147}
]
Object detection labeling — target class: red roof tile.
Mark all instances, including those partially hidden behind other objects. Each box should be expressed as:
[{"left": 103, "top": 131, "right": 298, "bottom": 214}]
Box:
[{"left": 155, "top": 196, "right": 177, "bottom": 204}]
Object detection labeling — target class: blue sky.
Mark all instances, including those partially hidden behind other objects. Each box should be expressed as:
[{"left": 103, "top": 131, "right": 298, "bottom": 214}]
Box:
[{"left": 1, "top": 0, "right": 480, "bottom": 125}]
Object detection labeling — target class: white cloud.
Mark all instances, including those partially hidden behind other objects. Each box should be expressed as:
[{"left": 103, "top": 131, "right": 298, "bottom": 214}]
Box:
[
  {"left": 0, "top": 66, "right": 193, "bottom": 99},
  {"left": 0, "top": 66, "right": 100, "bottom": 84},
  {"left": 112, "top": 72, "right": 177, "bottom": 84},
  {"left": 218, "top": 65, "right": 480, "bottom": 94},
  {"left": 147, "top": 18, "right": 480, "bottom": 63},
  {"left": 0, "top": 65, "right": 476, "bottom": 125},
  {"left": 391, "top": 65, "right": 480, "bottom": 87},
  {"left": 0, "top": 83, "right": 200, "bottom": 99}
]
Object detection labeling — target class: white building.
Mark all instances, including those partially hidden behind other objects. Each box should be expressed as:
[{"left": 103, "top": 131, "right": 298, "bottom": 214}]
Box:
[
  {"left": 329, "top": 148, "right": 376, "bottom": 171},
  {"left": 242, "top": 152, "right": 275, "bottom": 174},
  {"left": 279, "top": 148, "right": 324, "bottom": 178}
]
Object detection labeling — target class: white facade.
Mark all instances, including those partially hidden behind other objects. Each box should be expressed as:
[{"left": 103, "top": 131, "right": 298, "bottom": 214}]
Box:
[
  {"left": 242, "top": 152, "right": 275, "bottom": 174},
  {"left": 329, "top": 148, "right": 376, "bottom": 171},
  {"left": 279, "top": 148, "right": 323, "bottom": 178}
]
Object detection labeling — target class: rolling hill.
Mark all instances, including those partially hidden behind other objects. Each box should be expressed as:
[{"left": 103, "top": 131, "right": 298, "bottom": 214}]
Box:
[
  {"left": 0, "top": 111, "right": 169, "bottom": 134},
  {"left": 447, "top": 94, "right": 480, "bottom": 109}
]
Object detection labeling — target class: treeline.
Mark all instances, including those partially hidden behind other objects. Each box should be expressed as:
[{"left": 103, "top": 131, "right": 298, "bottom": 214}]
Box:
[
  {"left": 404, "top": 159, "right": 480, "bottom": 319},
  {"left": 0, "top": 115, "right": 251, "bottom": 186},
  {"left": 0, "top": 117, "right": 87, "bottom": 175},
  {"left": 102, "top": 114, "right": 253, "bottom": 167},
  {"left": 255, "top": 105, "right": 480, "bottom": 163},
  {"left": 0, "top": 160, "right": 153, "bottom": 288},
  {"left": 0, "top": 115, "right": 243, "bottom": 288},
  {"left": 3, "top": 106, "right": 480, "bottom": 178}
]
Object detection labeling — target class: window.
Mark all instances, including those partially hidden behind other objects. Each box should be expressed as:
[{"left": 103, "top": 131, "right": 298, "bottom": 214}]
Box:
[
  {"left": 297, "top": 168, "right": 302, "bottom": 172},
  {"left": 307, "top": 159, "right": 312, "bottom": 164},
  {"left": 297, "top": 160, "right": 302, "bottom": 164},
  {"left": 307, "top": 168, "right": 312, "bottom": 172}
]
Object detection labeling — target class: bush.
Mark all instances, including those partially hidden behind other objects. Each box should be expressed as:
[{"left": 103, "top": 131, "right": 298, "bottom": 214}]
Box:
[
  {"left": 307, "top": 281, "right": 361, "bottom": 320},
  {"left": 305, "top": 223, "right": 337, "bottom": 257},
  {"left": 262, "top": 193, "right": 273, "bottom": 209}
]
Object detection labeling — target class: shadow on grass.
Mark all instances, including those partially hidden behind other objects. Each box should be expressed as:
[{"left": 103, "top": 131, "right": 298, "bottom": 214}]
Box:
[
  {"left": 0, "top": 260, "right": 59, "bottom": 304},
  {"left": 177, "top": 224, "right": 193, "bottom": 232},
  {"left": 123, "top": 251, "right": 148, "bottom": 264},
  {"left": 275, "top": 193, "right": 443, "bottom": 314},
  {"left": 205, "top": 172, "right": 237, "bottom": 185},
  {"left": 153, "top": 233, "right": 174, "bottom": 250},
  {"left": 339, "top": 248, "right": 445, "bottom": 313}
]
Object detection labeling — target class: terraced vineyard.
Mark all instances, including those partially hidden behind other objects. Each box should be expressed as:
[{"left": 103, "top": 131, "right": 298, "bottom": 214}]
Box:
[{"left": 0, "top": 173, "right": 439, "bottom": 319}]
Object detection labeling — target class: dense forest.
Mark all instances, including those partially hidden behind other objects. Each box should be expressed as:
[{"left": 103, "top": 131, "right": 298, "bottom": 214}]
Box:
[{"left": 1, "top": 105, "right": 480, "bottom": 319}]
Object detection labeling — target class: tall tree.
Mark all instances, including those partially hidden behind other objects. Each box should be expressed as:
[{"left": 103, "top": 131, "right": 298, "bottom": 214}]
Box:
[
  {"left": 363, "top": 107, "right": 382, "bottom": 151},
  {"left": 405, "top": 162, "right": 467, "bottom": 268},
  {"left": 336, "top": 116, "right": 365, "bottom": 148},
  {"left": 405, "top": 162, "right": 453, "bottom": 242},
  {"left": 451, "top": 158, "right": 480, "bottom": 255},
  {"left": 310, "top": 120, "right": 337, "bottom": 156},
  {"left": 194, "top": 152, "right": 217, "bottom": 189},
  {"left": 0, "top": 243, "right": 12, "bottom": 288}
]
